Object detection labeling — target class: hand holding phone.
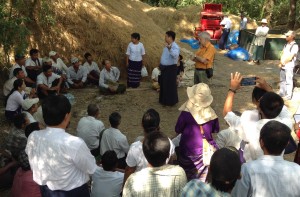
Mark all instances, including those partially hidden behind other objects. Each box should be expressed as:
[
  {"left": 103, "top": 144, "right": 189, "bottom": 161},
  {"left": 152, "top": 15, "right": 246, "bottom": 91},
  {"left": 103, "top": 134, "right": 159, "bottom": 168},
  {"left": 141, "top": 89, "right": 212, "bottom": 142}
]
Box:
[{"left": 241, "top": 77, "right": 256, "bottom": 86}]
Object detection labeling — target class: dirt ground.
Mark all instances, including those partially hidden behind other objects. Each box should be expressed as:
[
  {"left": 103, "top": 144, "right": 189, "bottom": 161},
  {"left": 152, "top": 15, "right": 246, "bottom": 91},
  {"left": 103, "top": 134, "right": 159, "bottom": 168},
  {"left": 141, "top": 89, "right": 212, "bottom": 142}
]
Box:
[{"left": 0, "top": 47, "right": 299, "bottom": 196}]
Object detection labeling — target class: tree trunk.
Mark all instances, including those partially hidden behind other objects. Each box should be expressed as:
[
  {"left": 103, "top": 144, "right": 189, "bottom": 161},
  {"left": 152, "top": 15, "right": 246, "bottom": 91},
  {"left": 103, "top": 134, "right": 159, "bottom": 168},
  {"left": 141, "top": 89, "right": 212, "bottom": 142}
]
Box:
[
  {"left": 287, "top": 0, "right": 297, "bottom": 29},
  {"left": 261, "top": 0, "right": 275, "bottom": 27}
]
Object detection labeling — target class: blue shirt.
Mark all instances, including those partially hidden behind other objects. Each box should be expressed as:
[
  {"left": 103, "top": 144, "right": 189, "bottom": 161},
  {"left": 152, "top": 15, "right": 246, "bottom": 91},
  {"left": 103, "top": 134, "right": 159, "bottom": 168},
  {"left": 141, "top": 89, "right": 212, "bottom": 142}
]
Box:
[{"left": 160, "top": 42, "right": 180, "bottom": 66}]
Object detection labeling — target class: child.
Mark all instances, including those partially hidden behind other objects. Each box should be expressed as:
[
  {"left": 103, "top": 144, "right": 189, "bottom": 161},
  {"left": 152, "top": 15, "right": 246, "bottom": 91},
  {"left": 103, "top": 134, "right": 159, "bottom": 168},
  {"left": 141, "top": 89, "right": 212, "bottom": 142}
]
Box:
[{"left": 151, "top": 66, "right": 160, "bottom": 91}]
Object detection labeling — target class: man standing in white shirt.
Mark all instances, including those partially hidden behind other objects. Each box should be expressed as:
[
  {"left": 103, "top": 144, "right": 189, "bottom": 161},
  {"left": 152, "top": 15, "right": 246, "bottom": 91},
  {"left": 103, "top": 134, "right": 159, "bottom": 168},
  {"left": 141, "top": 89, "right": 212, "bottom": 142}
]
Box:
[
  {"left": 91, "top": 150, "right": 124, "bottom": 197},
  {"left": 100, "top": 112, "right": 129, "bottom": 169},
  {"left": 83, "top": 52, "right": 100, "bottom": 85},
  {"left": 219, "top": 15, "right": 232, "bottom": 50},
  {"left": 25, "top": 49, "right": 42, "bottom": 81},
  {"left": 252, "top": 19, "right": 269, "bottom": 65},
  {"left": 67, "top": 57, "right": 88, "bottom": 89},
  {"left": 232, "top": 121, "right": 300, "bottom": 197},
  {"left": 77, "top": 104, "right": 105, "bottom": 157},
  {"left": 279, "top": 30, "right": 299, "bottom": 100},
  {"left": 26, "top": 95, "right": 97, "bottom": 197}
]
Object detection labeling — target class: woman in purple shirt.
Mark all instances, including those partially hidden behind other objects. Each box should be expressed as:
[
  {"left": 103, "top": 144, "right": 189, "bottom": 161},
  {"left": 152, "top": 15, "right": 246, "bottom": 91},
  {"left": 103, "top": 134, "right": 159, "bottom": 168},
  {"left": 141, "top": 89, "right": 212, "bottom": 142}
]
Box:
[{"left": 175, "top": 83, "right": 219, "bottom": 181}]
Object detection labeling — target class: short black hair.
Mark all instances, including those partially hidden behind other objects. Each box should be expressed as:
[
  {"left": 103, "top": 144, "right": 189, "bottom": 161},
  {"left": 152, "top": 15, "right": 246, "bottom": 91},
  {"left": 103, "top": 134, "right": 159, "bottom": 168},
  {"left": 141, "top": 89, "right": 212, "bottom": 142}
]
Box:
[
  {"left": 14, "top": 113, "right": 27, "bottom": 129},
  {"left": 210, "top": 147, "right": 241, "bottom": 192},
  {"left": 252, "top": 87, "right": 267, "bottom": 103},
  {"left": 84, "top": 52, "right": 92, "bottom": 60},
  {"left": 29, "top": 49, "right": 39, "bottom": 56},
  {"left": 260, "top": 120, "right": 290, "bottom": 155},
  {"left": 259, "top": 92, "right": 283, "bottom": 119},
  {"left": 42, "top": 95, "right": 71, "bottom": 126},
  {"left": 13, "top": 78, "right": 24, "bottom": 90},
  {"left": 109, "top": 112, "right": 121, "bottom": 128},
  {"left": 102, "top": 150, "right": 118, "bottom": 171},
  {"left": 25, "top": 122, "right": 40, "bottom": 138},
  {"left": 166, "top": 31, "right": 176, "bottom": 40},
  {"left": 42, "top": 64, "right": 52, "bottom": 73},
  {"left": 143, "top": 131, "right": 170, "bottom": 167},
  {"left": 142, "top": 109, "right": 160, "bottom": 134},
  {"left": 13, "top": 68, "right": 23, "bottom": 77},
  {"left": 87, "top": 104, "right": 99, "bottom": 116},
  {"left": 131, "top": 32, "right": 140, "bottom": 40},
  {"left": 179, "top": 54, "right": 183, "bottom": 60}
]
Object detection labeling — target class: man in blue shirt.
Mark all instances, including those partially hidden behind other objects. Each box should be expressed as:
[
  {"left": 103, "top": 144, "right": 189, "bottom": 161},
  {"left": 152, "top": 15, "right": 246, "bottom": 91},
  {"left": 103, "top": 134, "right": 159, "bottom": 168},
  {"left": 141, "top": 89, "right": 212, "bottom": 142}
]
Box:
[{"left": 159, "top": 31, "right": 180, "bottom": 106}]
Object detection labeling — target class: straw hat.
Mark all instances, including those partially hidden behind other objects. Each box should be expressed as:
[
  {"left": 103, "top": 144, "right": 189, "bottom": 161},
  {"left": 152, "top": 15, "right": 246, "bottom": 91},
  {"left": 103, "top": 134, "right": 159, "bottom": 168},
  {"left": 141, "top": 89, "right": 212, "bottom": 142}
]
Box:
[
  {"left": 179, "top": 83, "right": 217, "bottom": 124},
  {"left": 22, "top": 98, "right": 39, "bottom": 110},
  {"left": 261, "top": 19, "right": 267, "bottom": 24}
]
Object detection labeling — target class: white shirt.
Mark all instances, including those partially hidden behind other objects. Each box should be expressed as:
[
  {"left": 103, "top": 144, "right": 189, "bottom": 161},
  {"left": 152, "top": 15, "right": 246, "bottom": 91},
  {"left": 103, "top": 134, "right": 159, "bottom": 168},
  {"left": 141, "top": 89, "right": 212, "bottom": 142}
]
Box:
[
  {"left": 51, "top": 58, "right": 68, "bottom": 75},
  {"left": 99, "top": 67, "right": 120, "bottom": 88},
  {"left": 77, "top": 116, "right": 105, "bottom": 150},
  {"left": 26, "top": 127, "right": 97, "bottom": 191},
  {"left": 6, "top": 91, "right": 25, "bottom": 111},
  {"left": 151, "top": 67, "right": 160, "bottom": 81},
  {"left": 240, "top": 17, "right": 248, "bottom": 30},
  {"left": 33, "top": 106, "right": 45, "bottom": 127},
  {"left": 282, "top": 41, "right": 299, "bottom": 69},
  {"left": 24, "top": 111, "right": 37, "bottom": 123},
  {"left": 100, "top": 127, "right": 129, "bottom": 158},
  {"left": 9, "top": 64, "right": 27, "bottom": 79},
  {"left": 67, "top": 65, "right": 88, "bottom": 84},
  {"left": 91, "top": 167, "right": 124, "bottom": 197},
  {"left": 220, "top": 17, "right": 232, "bottom": 29},
  {"left": 254, "top": 26, "right": 269, "bottom": 46},
  {"left": 126, "top": 42, "right": 146, "bottom": 61},
  {"left": 216, "top": 128, "right": 241, "bottom": 150},
  {"left": 3, "top": 77, "right": 17, "bottom": 96},
  {"left": 126, "top": 138, "right": 175, "bottom": 172},
  {"left": 232, "top": 155, "right": 300, "bottom": 197},
  {"left": 25, "top": 58, "right": 42, "bottom": 67},
  {"left": 82, "top": 61, "right": 100, "bottom": 74},
  {"left": 37, "top": 72, "right": 61, "bottom": 88}
]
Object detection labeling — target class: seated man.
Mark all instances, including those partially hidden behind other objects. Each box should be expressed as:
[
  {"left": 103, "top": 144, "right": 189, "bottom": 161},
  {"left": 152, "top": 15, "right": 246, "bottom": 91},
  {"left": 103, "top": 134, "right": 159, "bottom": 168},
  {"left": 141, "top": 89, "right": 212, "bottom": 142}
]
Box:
[
  {"left": 36, "top": 63, "right": 63, "bottom": 99},
  {"left": 9, "top": 54, "right": 35, "bottom": 87},
  {"left": 232, "top": 121, "right": 300, "bottom": 197},
  {"left": 49, "top": 51, "right": 68, "bottom": 76},
  {"left": 99, "top": 59, "right": 126, "bottom": 94},
  {"left": 83, "top": 52, "right": 100, "bottom": 85},
  {"left": 100, "top": 112, "right": 129, "bottom": 169},
  {"left": 91, "top": 150, "right": 124, "bottom": 197},
  {"left": 67, "top": 57, "right": 88, "bottom": 89},
  {"left": 77, "top": 104, "right": 105, "bottom": 157},
  {"left": 151, "top": 66, "right": 160, "bottom": 91},
  {"left": 25, "top": 49, "right": 42, "bottom": 82},
  {"left": 3, "top": 68, "right": 26, "bottom": 97},
  {"left": 123, "top": 132, "right": 187, "bottom": 197},
  {"left": 181, "top": 147, "right": 241, "bottom": 197}
]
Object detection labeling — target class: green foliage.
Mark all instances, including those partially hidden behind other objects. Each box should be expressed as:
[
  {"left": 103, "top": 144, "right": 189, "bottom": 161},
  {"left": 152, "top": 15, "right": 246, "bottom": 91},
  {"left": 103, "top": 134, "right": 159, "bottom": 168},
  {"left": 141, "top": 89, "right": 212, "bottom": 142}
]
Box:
[{"left": 39, "top": 0, "right": 56, "bottom": 27}]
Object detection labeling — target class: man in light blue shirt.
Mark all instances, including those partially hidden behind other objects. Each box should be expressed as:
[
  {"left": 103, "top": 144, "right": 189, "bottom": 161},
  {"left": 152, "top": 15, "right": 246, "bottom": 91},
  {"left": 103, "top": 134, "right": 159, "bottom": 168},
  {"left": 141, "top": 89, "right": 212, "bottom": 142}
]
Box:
[{"left": 159, "top": 31, "right": 180, "bottom": 106}]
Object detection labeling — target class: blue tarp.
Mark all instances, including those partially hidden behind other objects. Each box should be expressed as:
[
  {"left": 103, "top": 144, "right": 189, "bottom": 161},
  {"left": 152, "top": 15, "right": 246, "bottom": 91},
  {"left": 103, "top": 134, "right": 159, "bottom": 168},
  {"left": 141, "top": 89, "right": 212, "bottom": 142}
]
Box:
[
  {"left": 225, "top": 47, "right": 250, "bottom": 61},
  {"left": 180, "top": 38, "right": 200, "bottom": 49}
]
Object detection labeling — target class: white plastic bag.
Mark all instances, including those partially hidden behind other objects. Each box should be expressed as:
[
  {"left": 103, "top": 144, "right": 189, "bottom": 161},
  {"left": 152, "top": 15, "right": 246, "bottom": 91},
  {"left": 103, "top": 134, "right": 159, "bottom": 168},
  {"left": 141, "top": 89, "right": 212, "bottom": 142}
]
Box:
[{"left": 141, "top": 66, "right": 148, "bottom": 77}]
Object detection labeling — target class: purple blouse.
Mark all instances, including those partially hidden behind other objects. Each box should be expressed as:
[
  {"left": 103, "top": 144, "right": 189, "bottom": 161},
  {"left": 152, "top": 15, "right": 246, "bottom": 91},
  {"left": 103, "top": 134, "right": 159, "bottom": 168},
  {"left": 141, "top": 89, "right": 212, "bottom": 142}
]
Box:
[{"left": 175, "top": 111, "right": 219, "bottom": 156}]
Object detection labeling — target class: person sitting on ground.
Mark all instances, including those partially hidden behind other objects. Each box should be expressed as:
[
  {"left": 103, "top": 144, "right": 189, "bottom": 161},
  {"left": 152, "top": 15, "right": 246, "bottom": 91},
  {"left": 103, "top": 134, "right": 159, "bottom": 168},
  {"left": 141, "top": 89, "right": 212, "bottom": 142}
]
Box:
[
  {"left": 151, "top": 66, "right": 160, "bottom": 91},
  {"left": 5, "top": 79, "right": 33, "bottom": 121},
  {"left": 91, "top": 150, "right": 124, "bottom": 197},
  {"left": 25, "top": 49, "right": 42, "bottom": 82},
  {"left": 123, "top": 131, "right": 187, "bottom": 197},
  {"left": 67, "top": 57, "right": 88, "bottom": 89},
  {"left": 22, "top": 98, "right": 39, "bottom": 124},
  {"left": 26, "top": 95, "right": 97, "bottom": 196},
  {"left": 232, "top": 121, "right": 300, "bottom": 197},
  {"left": 177, "top": 54, "right": 184, "bottom": 87},
  {"left": 9, "top": 54, "right": 35, "bottom": 86},
  {"left": 224, "top": 72, "right": 293, "bottom": 162},
  {"left": 99, "top": 59, "right": 126, "bottom": 94},
  {"left": 123, "top": 109, "right": 176, "bottom": 185},
  {"left": 100, "top": 112, "right": 129, "bottom": 169},
  {"left": 3, "top": 68, "right": 26, "bottom": 97},
  {"left": 77, "top": 104, "right": 105, "bottom": 157},
  {"left": 37, "top": 62, "right": 63, "bottom": 99},
  {"left": 83, "top": 52, "right": 100, "bottom": 85},
  {"left": 49, "top": 51, "right": 68, "bottom": 76},
  {"left": 181, "top": 147, "right": 241, "bottom": 197}
]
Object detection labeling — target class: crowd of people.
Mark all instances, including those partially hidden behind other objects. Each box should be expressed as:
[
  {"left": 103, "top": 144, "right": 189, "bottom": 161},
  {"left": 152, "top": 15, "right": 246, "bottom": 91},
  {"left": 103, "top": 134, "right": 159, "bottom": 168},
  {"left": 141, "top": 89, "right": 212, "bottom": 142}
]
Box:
[{"left": 1, "top": 14, "right": 300, "bottom": 197}]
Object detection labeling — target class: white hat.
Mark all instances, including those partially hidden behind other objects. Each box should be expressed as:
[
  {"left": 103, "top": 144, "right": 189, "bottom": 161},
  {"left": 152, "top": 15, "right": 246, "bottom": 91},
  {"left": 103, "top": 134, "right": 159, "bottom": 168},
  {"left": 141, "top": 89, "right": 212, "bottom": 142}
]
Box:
[
  {"left": 179, "top": 83, "right": 218, "bottom": 124},
  {"left": 22, "top": 98, "right": 39, "bottom": 110},
  {"left": 49, "top": 51, "right": 57, "bottom": 57},
  {"left": 285, "top": 30, "right": 295, "bottom": 37},
  {"left": 261, "top": 19, "right": 267, "bottom": 24},
  {"left": 71, "top": 57, "right": 79, "bottom": 64},
  {"left": 42, "top": 57, "right": 52, "bottom": 63}
]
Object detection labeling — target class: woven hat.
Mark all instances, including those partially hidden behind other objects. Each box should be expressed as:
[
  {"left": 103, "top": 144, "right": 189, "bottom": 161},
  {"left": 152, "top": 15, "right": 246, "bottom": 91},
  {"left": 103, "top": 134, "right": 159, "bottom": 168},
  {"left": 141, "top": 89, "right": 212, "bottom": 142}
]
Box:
[
  {"left": 22, "top": 98, "right": 39, "bottom": 110},
  {"left": 71, "top": 57, "right": 79, "bottom": 64}
]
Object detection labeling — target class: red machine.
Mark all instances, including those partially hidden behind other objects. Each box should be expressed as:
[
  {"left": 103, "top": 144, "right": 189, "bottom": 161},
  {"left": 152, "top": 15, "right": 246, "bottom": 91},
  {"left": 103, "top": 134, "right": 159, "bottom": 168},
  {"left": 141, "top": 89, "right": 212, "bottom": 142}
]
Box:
[{"left": 194, "top": 4, "right": 223, "bottom": 40}]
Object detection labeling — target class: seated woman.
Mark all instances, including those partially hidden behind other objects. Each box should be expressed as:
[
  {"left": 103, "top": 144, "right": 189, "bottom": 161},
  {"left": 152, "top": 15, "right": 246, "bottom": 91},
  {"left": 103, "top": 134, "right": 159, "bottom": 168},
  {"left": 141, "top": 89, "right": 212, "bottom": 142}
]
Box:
[
  {"left": 175, "top": 83, "right": 219, "bottom": 181},
  {"left": 5, "top": 79, "right": 27, "bottom": 121},
  {"left": 99, "top": 59, "right": 126, "bottom": 94}
]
